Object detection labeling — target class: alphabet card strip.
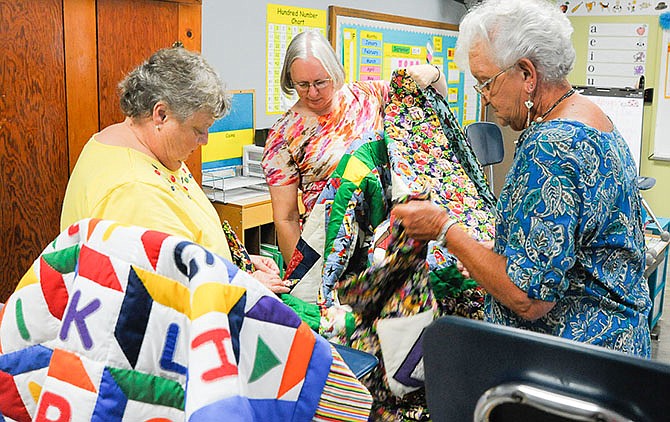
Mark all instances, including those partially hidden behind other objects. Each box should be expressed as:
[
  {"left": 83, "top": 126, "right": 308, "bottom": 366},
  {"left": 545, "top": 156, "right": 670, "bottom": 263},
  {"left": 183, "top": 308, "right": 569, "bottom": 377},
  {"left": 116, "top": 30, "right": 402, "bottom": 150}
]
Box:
[{"left": 586, "top": 22, "right": 649, "bottom": 87}]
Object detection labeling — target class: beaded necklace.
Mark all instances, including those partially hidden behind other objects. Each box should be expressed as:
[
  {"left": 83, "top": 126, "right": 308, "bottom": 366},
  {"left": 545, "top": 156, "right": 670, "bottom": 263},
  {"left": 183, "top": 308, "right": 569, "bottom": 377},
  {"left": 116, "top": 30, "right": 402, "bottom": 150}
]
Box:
[
  {"left": 515, "top": 87, "right": 577, "bottom": 150},
  {"left": 534, "top": 88, "right": 576, "bottom": 123}
]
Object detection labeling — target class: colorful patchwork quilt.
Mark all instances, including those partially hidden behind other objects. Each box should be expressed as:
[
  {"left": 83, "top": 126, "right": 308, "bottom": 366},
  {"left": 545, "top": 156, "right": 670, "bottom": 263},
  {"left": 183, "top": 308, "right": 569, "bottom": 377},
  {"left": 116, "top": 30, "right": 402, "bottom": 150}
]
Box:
[
  {"left": 384, "top": 69, "right": 495, "bottom": 247},
  {"left": 286, "top": 69, "right": 495, "bottom": 308},
  {"left": 0, "top": 218, "right": 371, "bottom": 421},
  {"left": 281, "top": 70, "right": 496, "bottom": 411}
]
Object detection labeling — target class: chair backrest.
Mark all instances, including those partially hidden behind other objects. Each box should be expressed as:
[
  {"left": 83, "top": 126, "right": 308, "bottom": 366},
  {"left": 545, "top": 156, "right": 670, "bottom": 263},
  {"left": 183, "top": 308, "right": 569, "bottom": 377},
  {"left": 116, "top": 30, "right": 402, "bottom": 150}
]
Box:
[
  {"left": 331, "top": 342, "right": 378, "bottom": 379},
  {"left": 423, "top": 316, "right": 670, "bottom": 422},
  {"left": 465, "top": 122, "right": 504, "bottom": 166}
]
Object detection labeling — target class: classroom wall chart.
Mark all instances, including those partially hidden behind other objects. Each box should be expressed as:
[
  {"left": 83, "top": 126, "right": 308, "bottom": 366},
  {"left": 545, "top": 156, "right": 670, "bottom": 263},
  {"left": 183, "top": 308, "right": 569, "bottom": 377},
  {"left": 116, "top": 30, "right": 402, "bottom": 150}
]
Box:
[
  {"left": 266, "top": 4, "right": 327, "bottom": 115},
  {"left": 558, "top": 1, "right": 669, "bottom": 16},
  {"left": 329, "top": 7, "right": 481, "bottom": 127},
  {"left": 585, "top": 22, "right": 649, "bottom": 88}
]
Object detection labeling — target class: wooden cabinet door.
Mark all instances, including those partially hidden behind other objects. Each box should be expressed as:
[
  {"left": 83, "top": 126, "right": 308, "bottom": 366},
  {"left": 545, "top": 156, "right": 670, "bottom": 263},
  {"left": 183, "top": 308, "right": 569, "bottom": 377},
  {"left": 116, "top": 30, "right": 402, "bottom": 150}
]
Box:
[
  {"left": 0, "top": 0, "right": 69, "bottom": 302},
  {"left": 95, "top": 0, "right": 203, "bottom": 183},
  {"left": 0, "top": 0, "right": 202, "bottom": 302}
]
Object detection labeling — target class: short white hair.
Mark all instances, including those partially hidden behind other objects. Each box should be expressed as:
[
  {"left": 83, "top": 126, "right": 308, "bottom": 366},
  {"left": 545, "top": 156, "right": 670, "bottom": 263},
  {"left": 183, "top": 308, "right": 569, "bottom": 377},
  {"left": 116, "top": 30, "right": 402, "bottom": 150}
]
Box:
[{"left": 454, "top": 0, "right": 575, "bottom": 83}]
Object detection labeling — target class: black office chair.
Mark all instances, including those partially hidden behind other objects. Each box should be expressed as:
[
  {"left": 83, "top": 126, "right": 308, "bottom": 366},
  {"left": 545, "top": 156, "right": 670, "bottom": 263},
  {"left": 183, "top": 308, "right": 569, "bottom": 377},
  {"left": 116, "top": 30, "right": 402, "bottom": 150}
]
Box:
[
  {"left": 465, "top": 122, "right": 504, "bottom": 191},
  {"left": 423, "top": 316, "right": 670, "bottom": 422}
]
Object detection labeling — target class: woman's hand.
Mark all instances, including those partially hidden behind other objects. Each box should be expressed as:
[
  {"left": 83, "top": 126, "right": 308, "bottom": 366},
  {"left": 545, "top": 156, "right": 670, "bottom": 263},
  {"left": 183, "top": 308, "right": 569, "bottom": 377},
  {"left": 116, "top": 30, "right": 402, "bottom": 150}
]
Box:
[
  {"left": 391, "top": 200, "right": 449, "bottom": 241},
  {"left": 406, "top": 64, "right": 446, "bottom": 97},
  {"left": 251, "top": 254, "right": 280, "bottom": 275},
  {"left": 250, "top": 254, "right": 289, "bottom": 294}
]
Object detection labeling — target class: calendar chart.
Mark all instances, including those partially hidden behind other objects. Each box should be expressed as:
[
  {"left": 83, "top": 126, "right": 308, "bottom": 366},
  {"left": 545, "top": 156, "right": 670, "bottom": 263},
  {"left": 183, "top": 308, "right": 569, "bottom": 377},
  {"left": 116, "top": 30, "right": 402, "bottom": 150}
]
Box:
[{"left": 329, "top": 7, "right": 482, "bottom": 127}]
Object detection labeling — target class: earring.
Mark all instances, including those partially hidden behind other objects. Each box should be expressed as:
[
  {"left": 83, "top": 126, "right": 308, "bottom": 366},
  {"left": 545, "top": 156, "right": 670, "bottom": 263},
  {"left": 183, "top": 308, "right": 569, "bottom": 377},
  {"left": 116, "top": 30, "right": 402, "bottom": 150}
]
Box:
[
  {"left": 155, "top": 125, "right": 162, "bottom": 131},
  {"left": 524, "top": 91, "right": 534, "bottom": 128}
]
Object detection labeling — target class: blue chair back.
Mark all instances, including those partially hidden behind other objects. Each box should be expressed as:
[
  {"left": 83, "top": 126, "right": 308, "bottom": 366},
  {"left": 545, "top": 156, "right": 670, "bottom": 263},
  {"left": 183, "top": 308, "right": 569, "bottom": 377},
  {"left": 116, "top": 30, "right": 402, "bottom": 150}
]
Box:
[{"left": 465, "top": 122, "right": 504, "bottom": 167}]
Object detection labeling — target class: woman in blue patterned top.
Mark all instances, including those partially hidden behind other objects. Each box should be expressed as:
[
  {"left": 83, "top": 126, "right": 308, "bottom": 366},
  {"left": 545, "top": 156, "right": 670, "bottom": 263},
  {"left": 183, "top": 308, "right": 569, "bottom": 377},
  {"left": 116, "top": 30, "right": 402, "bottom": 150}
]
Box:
[{"left": 393, "top": 0, "right": 652, "bottom": 357}]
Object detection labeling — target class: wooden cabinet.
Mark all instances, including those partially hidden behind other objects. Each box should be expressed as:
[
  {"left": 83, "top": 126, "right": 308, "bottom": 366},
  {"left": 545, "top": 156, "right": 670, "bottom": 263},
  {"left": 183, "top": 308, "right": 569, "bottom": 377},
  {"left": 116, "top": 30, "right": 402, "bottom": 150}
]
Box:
[
  {"left": 0, "top": 0, "right": 202, "bottom": 302},
  {"left": 212, "top": 195, "right": 277, "bottom": 255}
]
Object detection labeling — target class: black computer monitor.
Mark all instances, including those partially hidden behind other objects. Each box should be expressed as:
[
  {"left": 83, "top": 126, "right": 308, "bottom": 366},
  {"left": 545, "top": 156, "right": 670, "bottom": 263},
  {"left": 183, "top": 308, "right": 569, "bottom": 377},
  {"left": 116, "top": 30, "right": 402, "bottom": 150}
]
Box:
[{"left": 423, "top": 316, "right": 670, "bottom": 422}]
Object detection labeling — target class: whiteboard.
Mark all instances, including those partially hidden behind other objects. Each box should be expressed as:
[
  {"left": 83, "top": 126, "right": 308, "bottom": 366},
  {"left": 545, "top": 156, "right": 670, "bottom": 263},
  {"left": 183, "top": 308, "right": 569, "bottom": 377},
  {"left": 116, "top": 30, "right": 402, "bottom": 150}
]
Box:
[{"left": 574, "top": 86, "right": 644, "bottom": 174}]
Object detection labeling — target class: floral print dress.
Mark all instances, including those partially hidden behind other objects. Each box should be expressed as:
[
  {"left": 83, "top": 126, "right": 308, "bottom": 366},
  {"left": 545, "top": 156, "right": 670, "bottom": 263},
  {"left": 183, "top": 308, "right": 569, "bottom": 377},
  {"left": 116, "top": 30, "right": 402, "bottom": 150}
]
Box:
[
  {"left": 492, "top": 119, "right": 652, "bottom": 357},
  {"left": 262, "top": 80, "right": 390, "bottom": 216}
]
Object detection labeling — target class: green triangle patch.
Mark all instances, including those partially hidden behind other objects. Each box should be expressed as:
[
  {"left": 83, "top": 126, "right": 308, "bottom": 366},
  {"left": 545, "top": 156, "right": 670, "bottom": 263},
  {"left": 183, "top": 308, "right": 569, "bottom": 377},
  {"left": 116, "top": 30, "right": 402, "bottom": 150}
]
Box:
[
  {"left": 42, "top": 244, "right": 80, "bottom": 274},
  {"left": 249, "top": 336, "right": 282, "bottom": 383}
]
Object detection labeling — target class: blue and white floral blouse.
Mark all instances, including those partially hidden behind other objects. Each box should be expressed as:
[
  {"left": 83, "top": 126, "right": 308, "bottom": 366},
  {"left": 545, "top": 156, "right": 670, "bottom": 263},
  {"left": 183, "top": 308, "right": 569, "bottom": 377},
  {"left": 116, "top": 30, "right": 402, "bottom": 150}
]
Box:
[{"left": 488, "top": 119, "right": 652, "bottom": 358}]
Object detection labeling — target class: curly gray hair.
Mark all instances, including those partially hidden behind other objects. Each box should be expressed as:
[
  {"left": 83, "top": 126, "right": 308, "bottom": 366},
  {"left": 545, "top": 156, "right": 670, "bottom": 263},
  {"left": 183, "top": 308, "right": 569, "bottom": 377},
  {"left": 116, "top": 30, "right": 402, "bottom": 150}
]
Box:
[
  {"left": 454, "top": 0, "right": 575, "bottom": 83},
  {"left": 119, "top": 47, "right": 230, "bottom": 121},
  {"left": 280, "top": 30, "right": 346, "bottom": 96}
]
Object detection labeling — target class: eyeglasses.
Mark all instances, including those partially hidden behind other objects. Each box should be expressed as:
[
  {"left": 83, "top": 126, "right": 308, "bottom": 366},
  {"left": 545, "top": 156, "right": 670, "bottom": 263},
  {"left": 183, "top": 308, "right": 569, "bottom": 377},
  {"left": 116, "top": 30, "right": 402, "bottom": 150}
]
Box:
[
  {"left": 292, "top": 78, "right": 332, "bottom": 92},
  {"left": 473, "top": 63, "right": 516, "bottom": 96}
]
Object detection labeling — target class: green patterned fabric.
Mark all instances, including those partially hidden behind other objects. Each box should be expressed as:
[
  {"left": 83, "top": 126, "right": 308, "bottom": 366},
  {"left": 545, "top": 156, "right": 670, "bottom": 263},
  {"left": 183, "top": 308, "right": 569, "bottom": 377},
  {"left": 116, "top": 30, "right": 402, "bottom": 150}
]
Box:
[
  {"left": 317, "top": 131, "right": 391, "bottom": 305},
  {"left": 323, "top": 133, "right": 390, "bottom": 254},
  {"left": 279, "top": 294, "right": 321, "bottom": 331},
  {"left": 423, "top": 86, "right": 496, "bottom": 209}
]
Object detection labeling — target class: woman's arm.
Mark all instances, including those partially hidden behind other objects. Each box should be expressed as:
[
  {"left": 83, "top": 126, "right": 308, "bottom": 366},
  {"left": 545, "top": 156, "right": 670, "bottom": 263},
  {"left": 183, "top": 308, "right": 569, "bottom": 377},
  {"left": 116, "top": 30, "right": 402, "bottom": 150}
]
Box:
[
  {"left": 392, "top": 201, "right": 555, "bottom": 321},
  {"left": 406, "top": 64, "right": 447, "bottom": 98},
  {"left": 269, "top": 183, "right": 301, "bottom": 264}
]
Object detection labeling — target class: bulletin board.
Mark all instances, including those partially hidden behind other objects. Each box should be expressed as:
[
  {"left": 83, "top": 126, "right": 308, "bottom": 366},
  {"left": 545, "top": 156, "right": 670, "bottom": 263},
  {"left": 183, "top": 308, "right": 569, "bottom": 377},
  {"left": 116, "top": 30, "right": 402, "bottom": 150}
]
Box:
[
  {"left": 203, "top": 90, "right": 255, "bottom": 171},
  {"left": 328, "top": 6, "right": 481, "bottom": 127}
]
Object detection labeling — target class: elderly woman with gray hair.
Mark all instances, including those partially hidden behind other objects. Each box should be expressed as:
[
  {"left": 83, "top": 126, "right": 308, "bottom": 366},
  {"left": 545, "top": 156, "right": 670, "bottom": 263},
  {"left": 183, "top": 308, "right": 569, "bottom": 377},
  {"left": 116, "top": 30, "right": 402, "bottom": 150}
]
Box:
[
  {"left": 393, "top": 0, "right": 652, "bottom": 357},
  {"left": 61, "top": 47, "right": 286, "bottom": 293}
]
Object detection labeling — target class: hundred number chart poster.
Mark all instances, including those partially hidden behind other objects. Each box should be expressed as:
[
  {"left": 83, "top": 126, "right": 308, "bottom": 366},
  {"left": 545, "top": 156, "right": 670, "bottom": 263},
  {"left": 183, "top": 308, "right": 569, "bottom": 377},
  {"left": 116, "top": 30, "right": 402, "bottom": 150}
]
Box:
[
  {"left": 266, "top": 4, "right": 327, "bottom": 115},
  {"left": 332, "top": 14, "right": 481, "bottom": 127}
]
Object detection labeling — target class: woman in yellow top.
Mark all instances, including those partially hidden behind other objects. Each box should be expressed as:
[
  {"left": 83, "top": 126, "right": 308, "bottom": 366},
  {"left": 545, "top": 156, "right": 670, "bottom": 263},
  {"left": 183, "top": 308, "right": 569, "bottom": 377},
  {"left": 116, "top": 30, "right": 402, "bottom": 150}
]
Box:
[{"left": 61, "top": 47, "right": 288, "bottom": 294}]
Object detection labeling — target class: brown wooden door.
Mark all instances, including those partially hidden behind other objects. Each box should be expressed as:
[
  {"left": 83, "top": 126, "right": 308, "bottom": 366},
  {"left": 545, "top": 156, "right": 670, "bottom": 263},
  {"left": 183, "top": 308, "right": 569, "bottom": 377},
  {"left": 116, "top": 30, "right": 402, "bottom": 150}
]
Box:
[
  {"left": 0, "top": 0, "right": 202, "bottom": 303},
  {"left": 65, "top": 0, "right": 202, "bottom": 181},
  {"left": 0, "top": 0, "right": 69, "bottom": 302},
  {"left": 95, "top": 0, "right": 203, "bottom": 183}
]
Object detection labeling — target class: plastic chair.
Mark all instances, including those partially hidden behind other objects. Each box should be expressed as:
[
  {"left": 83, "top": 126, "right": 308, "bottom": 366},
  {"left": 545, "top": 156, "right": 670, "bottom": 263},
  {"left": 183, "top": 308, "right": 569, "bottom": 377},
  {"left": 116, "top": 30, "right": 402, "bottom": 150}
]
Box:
[
  {"left": 465, "top": 122, "right": 504, "bottom": 191},
  {"left": 423, "top": 316, "right": 670, "bottom": 422},
  {"left": 637, "top": 176, "right": 670, "bottom": 268},
  {"left": 331, "top": 342, "right": 378, "bottom": 379}
]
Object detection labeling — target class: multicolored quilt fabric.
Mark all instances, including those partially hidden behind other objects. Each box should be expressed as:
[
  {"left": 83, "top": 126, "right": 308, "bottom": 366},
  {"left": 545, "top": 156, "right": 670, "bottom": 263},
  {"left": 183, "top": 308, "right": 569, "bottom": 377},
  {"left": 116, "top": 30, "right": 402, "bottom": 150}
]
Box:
[
  {"left": 384, "top": 69, "right": 495, "bottom": 249},
  {"left": 0, "top": 219, "right": 340, "bottom": 421},
  {"left": 280, "top": 70, "right": 496, "bottom": 418},
  {"left": 318, "top": 131, "right": 391, "bottom": 306}
]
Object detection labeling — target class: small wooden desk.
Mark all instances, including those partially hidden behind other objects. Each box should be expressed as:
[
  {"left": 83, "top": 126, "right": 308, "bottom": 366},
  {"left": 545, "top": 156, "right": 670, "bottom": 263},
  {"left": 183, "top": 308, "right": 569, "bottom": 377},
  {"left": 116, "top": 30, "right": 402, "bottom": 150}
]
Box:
[
  {"left": 208, "top": 179, "right": 304, "bottom": 255},
  {"left": 212, "top": 193, "right": 274, "bottom": 254}
]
